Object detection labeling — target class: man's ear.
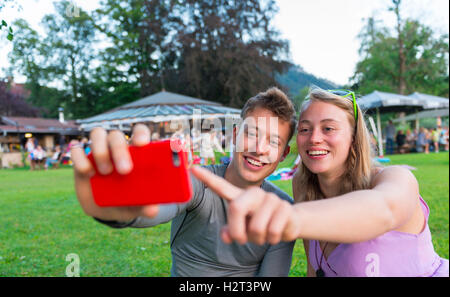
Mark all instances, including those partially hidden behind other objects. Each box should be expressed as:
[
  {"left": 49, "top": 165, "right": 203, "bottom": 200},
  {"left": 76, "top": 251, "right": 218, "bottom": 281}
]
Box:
[
  {"left": 280, "top": 145, "right": 290, "bottom": 162},
  {"left": 233, "top": 126, "right": 237, "bottom": 145}
]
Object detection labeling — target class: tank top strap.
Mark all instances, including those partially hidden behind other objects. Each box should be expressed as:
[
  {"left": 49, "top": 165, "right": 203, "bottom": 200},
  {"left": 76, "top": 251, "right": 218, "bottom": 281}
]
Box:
[
  {"left": 309, "top": 239, "right": 320, "bottom": 268},
  {"left": 419, "top": 196, "right": 430, "bottom": 222}
]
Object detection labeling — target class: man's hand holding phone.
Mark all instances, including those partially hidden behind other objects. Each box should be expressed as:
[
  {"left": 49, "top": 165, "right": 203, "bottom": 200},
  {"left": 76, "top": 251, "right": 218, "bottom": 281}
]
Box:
[{"left": 72, "top": 124, "right": 162, "bottom": 222}]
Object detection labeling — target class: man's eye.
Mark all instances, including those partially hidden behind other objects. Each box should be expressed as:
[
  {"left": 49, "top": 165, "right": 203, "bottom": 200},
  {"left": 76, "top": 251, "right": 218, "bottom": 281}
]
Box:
[{"left": 324, "top": 127, "right": 335, "bottom": 132}]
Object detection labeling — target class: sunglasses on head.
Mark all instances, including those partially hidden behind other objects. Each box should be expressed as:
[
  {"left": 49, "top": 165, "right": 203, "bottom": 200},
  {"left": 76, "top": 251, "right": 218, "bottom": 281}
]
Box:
[{"left": 327, "top": 89, "right": 358, "bottom": 122}]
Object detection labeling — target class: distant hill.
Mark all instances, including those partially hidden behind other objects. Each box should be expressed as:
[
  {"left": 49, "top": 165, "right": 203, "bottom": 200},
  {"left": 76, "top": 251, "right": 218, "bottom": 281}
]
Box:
[{"left": 276, "top": 64, "right": 340, "bottom": 96}]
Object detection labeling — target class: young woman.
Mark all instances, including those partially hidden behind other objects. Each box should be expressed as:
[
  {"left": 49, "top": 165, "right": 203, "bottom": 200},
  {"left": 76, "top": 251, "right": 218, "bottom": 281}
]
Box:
[{"left": 191, "top": 88, "right": 449, "bottom": 277}]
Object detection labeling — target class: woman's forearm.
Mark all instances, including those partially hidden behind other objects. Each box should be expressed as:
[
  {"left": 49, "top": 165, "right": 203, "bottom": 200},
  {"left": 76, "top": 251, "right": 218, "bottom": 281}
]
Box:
[{"left": 293, "top": 190, "right": 396, "bottom": 243}]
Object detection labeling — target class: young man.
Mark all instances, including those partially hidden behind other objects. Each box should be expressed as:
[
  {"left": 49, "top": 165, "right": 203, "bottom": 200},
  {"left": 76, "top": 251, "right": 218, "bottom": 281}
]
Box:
[{"left": 71, "top": 87, "right": 297, "bottom": 276}]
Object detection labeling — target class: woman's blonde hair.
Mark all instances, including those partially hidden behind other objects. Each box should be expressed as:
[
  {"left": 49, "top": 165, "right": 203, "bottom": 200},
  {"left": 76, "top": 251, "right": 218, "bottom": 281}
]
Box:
[{"left": 293, "top": 88, "right": 375, "bottom": 202}]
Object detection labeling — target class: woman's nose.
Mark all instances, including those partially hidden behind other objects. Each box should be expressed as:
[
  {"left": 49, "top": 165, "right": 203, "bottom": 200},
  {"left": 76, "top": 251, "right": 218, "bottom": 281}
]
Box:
[{"left": 309, "top": 128, "right": 323, "bottom": 144}]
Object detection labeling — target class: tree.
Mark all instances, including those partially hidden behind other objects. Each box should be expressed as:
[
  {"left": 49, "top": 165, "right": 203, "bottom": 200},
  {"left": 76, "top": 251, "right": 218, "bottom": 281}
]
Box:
[
  {"left": 0, "top": 80, "right": 41, "bottom": 117},
  {"left": 352, "top": 2, "right": 449, "bottom": 97},
  {"left": 39, "top": 1, "right": 98, "bottom": 119},
  {"left": 6, "top": 0, "right": 292, "bottom": 119},
  {"left": 173, "top": 0, "right": 290, "bottom": 107},
  {"left": 6, "top": 2, "right": 99, "bottom": 119},
  {"left": 6, "top": 19, "right": 58, "bottom": 114},
  {"left": 91, "top": 0, "right": 290, "bottom": 107},
  {"left": 0, "top": 0, "right": 16, "bottom": 41},
  {"left": 92, "top": 0, "right": 181, "bottom": 97},
  {"left": 391, "top": 0, "right": 407, "bottom": 94},
  {"left": 6, "top": 1, "right": 143, "bottom": 119}
]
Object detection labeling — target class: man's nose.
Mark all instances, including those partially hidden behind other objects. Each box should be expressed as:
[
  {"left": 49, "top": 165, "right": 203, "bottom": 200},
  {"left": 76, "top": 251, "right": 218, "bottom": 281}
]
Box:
[{"left": 256, "top": 137, "right": 270, "bottom": 155}]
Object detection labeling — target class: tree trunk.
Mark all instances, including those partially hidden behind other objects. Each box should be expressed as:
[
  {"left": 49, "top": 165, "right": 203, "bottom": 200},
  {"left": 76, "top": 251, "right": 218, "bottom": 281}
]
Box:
[
  {"left": 70, "top": 55, "right": 78, "bottom": 102},
  {"left": 393, "top": 0, "right": 407, "bottom": 94}
]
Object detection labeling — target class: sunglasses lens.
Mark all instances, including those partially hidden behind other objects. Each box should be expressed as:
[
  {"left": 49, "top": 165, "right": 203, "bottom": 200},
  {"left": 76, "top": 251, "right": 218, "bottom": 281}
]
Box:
[
  {"left": 327, "top": 89, "right": 358, "bottom": 122},
  {"left": 332, "top": 90, "right": 349, "bottom": 96}
]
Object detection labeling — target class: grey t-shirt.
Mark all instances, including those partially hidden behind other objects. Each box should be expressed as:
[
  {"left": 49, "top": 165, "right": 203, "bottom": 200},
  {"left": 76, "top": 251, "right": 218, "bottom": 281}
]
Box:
[{"left": 96, "top": 164, "right": 295, "bottom": 277}]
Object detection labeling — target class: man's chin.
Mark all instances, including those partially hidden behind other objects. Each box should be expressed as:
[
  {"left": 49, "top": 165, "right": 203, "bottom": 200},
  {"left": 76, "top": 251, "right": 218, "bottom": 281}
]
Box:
[
  {"left": 230, "top": 156, "right": 277, "bottom": 184},
  {"left": 239, "top": 167, "right": 274, "bottom": 184}
]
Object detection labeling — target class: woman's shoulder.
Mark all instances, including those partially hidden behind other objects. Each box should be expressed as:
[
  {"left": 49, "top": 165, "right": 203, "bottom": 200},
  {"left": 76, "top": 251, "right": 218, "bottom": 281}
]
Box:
[{"left": 370, "top": 165, "right": 419, "bottom": 190}]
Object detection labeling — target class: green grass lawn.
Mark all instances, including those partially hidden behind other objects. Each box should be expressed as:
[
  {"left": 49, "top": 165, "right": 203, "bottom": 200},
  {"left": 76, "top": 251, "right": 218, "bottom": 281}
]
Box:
[{"left": 0, "top": 152, "right": 448, "bottom": 276}]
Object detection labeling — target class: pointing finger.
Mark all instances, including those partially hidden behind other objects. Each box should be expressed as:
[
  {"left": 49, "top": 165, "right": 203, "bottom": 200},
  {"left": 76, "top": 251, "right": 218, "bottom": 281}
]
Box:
[
  {"left": 247, "top": 192, "right": 281, "bottom": 245},
  {"left": 221, "top": 226, "right": 233, "bottom": 244},
  {"left": 227, "top": 187, "right": 266, "bottom": 244},
  {"left": 190, "top": 166, "right": 243, "bottom": 201}
]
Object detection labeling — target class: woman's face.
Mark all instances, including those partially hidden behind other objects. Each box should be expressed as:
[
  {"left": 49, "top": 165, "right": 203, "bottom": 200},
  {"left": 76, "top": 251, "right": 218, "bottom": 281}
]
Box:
[{"left": 297, "top": 101, "right": 354, "bottom": 178}]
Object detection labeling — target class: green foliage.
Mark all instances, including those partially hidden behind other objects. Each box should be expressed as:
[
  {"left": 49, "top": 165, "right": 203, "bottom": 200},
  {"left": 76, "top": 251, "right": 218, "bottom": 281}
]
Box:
[
  {"left": 1, "top": 0, "right": 16, "bottom": 41},
  {"left": 74, "top": 78, "right": 140, "bottom": 118},
  {"left": 352, "top": 12, "right": 449, "bottom": 97},
  {"left": 24, "top": 83, "right": 70, "bottom": 118},
  {"left": 6, "top": 0, "right": 291, "bottom": 118},
  {"left": 39, "top": 1, "right": 98, "bottom": 119},
  {"left": 0, "top": 20, "right": 13, "bottom": 40},
  {"left": 92, "top": 0, "right": 178, "bottom": 97},
  {"left": 6, "top": 1, "right": 133, "bottom": 119},
  {"left": 170, "top": 0, "right": 290, "bottom": 108},
  {"left": 6, "top": 2, "right": 99, "bottom": 119},
  {"left": 7, "top": 19, "right": 43, "bottom": 86}
]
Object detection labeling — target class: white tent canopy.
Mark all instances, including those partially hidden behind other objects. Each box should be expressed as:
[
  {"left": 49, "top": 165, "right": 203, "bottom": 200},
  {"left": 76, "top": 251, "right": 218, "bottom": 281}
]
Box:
[
  {"left": 358, "top": 91, "right": 425, "bottom": 112},
  {"left": 408, "top": 92, "right": 449, "bottom": 109},
  {"left": 358, "top": 90, "right": 449, "bottom": 156},
  {"left": 77, "top": 91, "right": 241, "bottom": 133},
  {"left": 392, "top": 108, "right": 449, "bottom": 123}
]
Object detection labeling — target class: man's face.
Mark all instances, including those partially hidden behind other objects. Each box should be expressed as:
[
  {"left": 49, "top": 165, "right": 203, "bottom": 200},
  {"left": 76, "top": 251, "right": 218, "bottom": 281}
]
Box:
[{"left": 232, "top": 107, "right": 291, "bottom": 184}]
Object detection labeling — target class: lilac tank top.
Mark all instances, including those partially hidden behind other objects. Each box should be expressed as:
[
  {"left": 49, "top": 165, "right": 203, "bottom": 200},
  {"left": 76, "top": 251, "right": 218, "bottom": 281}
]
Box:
[{"left": 309, "top": 197, "right": 449, "bottom": 277}]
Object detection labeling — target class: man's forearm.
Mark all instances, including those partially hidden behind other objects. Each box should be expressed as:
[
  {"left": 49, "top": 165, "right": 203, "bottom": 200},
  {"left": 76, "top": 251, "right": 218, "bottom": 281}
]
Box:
[{"left": 94, "top": 203, "right": 185, "bottom": 229}]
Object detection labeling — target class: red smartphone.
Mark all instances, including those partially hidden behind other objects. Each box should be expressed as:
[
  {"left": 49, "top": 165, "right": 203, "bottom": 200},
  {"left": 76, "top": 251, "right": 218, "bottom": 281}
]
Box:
[{"left": 87, "top": 139, "right": 192, "bottom": 207}]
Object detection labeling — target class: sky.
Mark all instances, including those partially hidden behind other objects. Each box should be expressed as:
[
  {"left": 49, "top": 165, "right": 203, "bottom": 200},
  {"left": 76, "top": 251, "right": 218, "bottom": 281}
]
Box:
[{"left": 1, "top": 0, "right": 449, "bottom": 86}]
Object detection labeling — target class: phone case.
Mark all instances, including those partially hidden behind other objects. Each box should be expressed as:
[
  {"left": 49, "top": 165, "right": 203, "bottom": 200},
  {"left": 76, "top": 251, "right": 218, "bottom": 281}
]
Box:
[{"left": 87, "top": 139, "right": 192, "bottom": 207}]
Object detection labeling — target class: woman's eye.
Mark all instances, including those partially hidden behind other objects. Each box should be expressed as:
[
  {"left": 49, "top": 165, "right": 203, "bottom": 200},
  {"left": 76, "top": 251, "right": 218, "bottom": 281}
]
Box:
[{"left": 324, "top": 127, "right": 335, "bottom": 132}]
